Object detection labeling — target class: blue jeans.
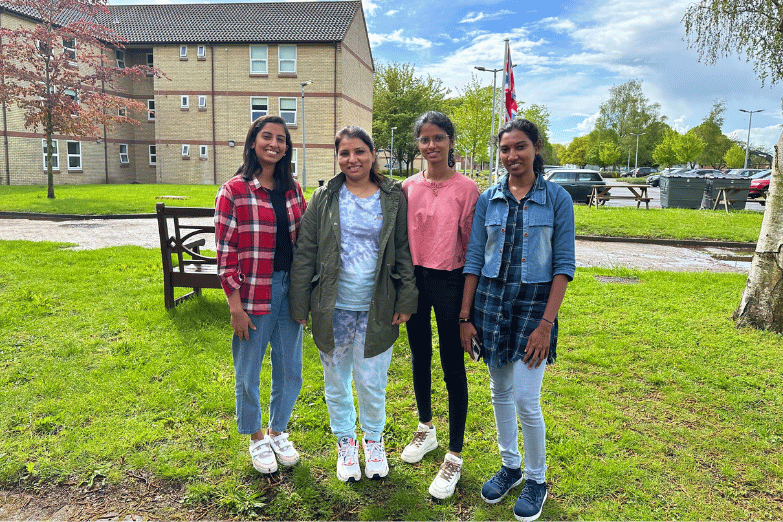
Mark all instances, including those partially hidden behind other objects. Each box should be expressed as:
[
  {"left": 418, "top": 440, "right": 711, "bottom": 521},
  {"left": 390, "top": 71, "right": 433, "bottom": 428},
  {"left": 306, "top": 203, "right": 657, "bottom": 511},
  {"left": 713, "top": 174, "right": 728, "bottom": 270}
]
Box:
[
  {"left": 488, "top": 358, "right": 547, "bottom": 483},
  {"left": 319, "top": 309, "right": 393, "bottom": 442},
  {"left": 232, "top": 271, "right": 303, "bottom": 435}
]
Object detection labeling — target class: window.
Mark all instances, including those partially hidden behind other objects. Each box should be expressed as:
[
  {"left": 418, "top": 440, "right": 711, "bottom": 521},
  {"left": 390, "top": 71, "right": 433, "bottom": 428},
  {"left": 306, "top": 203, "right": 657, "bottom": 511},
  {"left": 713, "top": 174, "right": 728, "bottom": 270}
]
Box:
[
  {"left": 197, "top": 45, "right": 206, "bottom": 58},
  {"left": 180, "top": 95, "right": 189, "bottom": 109},
  {"left": 180, "top": 46, "right": 187, "bottom": 58},
  {"left": 278, "top": 45, "right": 297, "bottom": 74},
  {"left": 146, "top": 53, "right": 154, "bottom": 76},
  {"left": 42, "top": 139, "right": 59, "bottom": 170},
  {"left": 64, "top": 88, "right": 77, "bottom": 115},
  {"left": 250, "top": 97, "right": 268, "bottom": 121},
  {"left": 198, "top": 95, "right": 207, "bottom": 109},
  {"left": 119, "top": 144, "right": 129, "bottom": 164},
  {"left": 147, "top": 99, "right": 155, "bottom": 121},
  {"left": 181, "top": 144, "right": 190, "bottom": 157},
  {"left": 66, "top": 141, "right": 81, "bottom": 170},
  {"left": 199, "top": 145, "right": 208, "bottom": 159},
  {"left": 149, "top": 145, "right": 157, "bottom": 165},
  {"left": 249, "top": 45, "right": 268, "bottom": 74},
  {"left": 116, "top": 50, "right": 125, "bottom": 69},
  {"left": 63, "top": 37, "right": 76, "bottom": 62},
  {"left": 118, "top": 107, "right": 126, "bottom": 117},
  {"left": 548, "top": 172, "right": 572, "bottom": 182},
  {"left": 291, "top": 148, "right": 298, "bottom": 177},
  {"left": 279, "top": 97, "right": 297, "bottom": 125}
]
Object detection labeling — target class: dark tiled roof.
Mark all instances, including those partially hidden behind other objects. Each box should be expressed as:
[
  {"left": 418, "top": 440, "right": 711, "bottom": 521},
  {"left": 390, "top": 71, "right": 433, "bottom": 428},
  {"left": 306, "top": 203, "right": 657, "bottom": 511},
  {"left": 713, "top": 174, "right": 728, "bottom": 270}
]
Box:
[{"left": 1, "top": 1, "right": 361, "bottom": 44}]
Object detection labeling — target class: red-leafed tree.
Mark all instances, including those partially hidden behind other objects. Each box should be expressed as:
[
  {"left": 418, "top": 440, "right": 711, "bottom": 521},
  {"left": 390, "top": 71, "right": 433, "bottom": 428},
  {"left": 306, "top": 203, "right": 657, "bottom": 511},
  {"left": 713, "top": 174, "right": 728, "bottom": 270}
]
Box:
[{"left": 0, "top": 0, "right": 163, "bottom": 198}]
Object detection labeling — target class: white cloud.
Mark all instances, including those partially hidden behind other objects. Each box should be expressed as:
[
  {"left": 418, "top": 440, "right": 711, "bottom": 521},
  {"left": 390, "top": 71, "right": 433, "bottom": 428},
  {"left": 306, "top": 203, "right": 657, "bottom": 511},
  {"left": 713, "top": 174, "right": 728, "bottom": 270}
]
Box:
[
  {"left": 539, "top": 16, "right": 576, "bottom": 32},
  {"left": 384, "top": 9, "right": 398, "bottom": 16},
  {"left": 362, "top": 0, "right": 381, "bottom": 17},
  {"left": 576, "top": 112, "right": 600, "bottom": 135},
  {"left": 459, "top": 10, "right": 514, "bottom": 24},
  {"left": 369, "top": 29, "right": 434, "bottom": 50}
]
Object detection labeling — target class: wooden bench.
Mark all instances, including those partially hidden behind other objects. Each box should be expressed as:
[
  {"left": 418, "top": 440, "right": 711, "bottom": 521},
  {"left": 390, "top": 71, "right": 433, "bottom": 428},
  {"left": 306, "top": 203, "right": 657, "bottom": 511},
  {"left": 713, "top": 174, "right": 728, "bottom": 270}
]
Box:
[
  {"left": 156, "top": 202, "right": 222, "bottom": 309},
  {"left": 588, "top": 184, "right": 651, "bottom": 209},
  {"left": 711, "top": 187, "right": 753, "bottom": 213}
]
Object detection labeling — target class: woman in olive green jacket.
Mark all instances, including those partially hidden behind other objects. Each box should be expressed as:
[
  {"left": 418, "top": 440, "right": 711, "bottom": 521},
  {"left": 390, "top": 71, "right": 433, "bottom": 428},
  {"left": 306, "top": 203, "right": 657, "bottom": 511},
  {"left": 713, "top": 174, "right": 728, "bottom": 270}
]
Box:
[{"left": 289, "top": 126, "right": 417, "bottom": 482}]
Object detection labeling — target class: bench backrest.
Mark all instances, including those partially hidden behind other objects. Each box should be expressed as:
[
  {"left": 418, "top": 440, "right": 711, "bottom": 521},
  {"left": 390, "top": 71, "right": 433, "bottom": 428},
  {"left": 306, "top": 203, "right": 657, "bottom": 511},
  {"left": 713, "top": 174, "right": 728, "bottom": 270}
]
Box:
[{"left": 156, "top": 202, "right": 217, "bottom": 274}]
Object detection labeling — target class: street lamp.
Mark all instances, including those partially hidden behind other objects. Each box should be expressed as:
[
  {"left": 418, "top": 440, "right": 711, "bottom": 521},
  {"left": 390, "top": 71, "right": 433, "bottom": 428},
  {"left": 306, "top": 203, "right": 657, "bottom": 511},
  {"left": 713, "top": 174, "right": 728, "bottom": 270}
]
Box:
[
  {"left": 740, "top": 109, "right": 763, "bottom": 169},
  {"left": 474, "top": 65, "right": 502, "bottom": 183},
  {"left": 630, "top": 132, "right": 645, "bottom": 171},
  {"left": 300, "top": 80, "right": 312, "bottom": 188},
  {"left": 390, "top": 126, "right": 397, "bottom": 179}
]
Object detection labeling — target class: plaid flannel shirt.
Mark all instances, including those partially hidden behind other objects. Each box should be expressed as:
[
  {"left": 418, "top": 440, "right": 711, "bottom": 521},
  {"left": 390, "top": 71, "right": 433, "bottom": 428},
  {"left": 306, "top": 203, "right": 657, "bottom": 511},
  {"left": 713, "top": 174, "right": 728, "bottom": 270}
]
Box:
[{"left": 214, "top": 174, "right": 306, "bottom": 315}]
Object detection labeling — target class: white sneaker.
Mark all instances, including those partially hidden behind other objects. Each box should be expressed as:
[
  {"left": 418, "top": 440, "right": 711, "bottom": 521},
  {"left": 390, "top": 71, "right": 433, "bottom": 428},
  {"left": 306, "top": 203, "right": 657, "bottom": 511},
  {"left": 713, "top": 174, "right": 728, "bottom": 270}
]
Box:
[
  {"left": 336, "top": 436, "right": 361, "bottom": 482},
  {"left": 400, "top": 422, "right": 438, "bottom": 463},
  {"left": 363, "top": 438, "right": 389, "bottom": 479},
  {"left": 428, "top": 453, "right": 462, "bottom": 499},
  {"left": 249, "top": 436, "right": 277, "bottom": 474},
  {"left": 268, "top": 431, "right": 299, "bottom": 467}
]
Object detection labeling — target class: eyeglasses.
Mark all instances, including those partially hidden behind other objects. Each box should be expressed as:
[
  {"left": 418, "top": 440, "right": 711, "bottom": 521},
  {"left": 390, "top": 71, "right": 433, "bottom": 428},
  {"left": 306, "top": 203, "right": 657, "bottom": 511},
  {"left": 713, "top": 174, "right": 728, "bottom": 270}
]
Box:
[{"left": 416, "top": 135, "right": 449, "bottom": 145}]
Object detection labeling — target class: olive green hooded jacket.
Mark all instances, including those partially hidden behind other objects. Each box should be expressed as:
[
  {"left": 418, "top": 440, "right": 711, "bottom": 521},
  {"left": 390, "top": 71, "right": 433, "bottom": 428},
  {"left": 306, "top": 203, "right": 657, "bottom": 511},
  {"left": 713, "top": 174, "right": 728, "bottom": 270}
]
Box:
[{"left": 289, "top": 173, "right": 418, "bottom": 358}]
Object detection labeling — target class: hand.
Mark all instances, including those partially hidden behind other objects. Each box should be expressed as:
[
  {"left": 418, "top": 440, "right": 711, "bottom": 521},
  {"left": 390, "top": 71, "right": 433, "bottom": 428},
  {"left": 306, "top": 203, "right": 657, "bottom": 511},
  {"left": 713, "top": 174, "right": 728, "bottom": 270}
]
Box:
[
  {"left": 392, "top": 312, "right": 411, "bottom": 325},
  {"left": 522, "top": 322, "right": 551, "bottom": 369},
  {"left": 230, "top": 309, "right": 255, "bottom": 340},
  {"left": 295, "top": 318, "right": 307, "bottom": 326},
  {"left": 460, "top": 321, "right": 479, "bottom": 357}
]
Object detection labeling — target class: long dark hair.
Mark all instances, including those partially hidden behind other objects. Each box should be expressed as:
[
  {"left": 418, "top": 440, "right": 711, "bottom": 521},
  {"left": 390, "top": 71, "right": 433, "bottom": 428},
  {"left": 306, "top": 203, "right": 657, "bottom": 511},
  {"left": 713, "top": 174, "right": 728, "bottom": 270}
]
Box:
[
  {"left": 334, "top": 126, "right": 384, "bottom": 186},
  {"left": 413, "top": 111, "right": 456, "bottom": 168},
  {"left": 237, "top": 115, "right": 295, "bottom": 192},
  {"left": 498, "top": 119, "right": 544, "bottom": 175}
]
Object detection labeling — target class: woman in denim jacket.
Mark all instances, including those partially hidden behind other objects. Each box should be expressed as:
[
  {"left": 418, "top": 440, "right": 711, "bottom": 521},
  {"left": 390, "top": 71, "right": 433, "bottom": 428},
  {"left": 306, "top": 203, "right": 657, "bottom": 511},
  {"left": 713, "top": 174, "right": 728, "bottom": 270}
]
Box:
[{"left": 459, "top": 119, "right": 575, "bottom": 522}]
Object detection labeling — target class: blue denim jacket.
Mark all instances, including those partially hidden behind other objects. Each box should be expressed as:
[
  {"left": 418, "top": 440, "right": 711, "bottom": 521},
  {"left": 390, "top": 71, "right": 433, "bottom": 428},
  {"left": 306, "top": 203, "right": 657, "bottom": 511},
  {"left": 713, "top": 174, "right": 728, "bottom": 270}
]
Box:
[{"left": 464, "top": 174, "right": 575, "bottom": 283}]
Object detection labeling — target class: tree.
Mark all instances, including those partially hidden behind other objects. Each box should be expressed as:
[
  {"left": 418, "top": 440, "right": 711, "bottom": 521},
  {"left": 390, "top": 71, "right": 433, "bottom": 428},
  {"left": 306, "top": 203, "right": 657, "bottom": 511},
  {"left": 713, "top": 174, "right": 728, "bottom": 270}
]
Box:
[
  {"left": 373, "top": 63, "right": 448, "bottom": 177},
  {"left": 653, "top": 130, "right": 680, "bottom": 168},
  {"left": 676, "top": 132, "right": 706, "bottom": 167},
  {"left": 723, "top": 144, "right": 746, "bottom": 168},
  {"left": 689, "top": 100, "right": 733, "bottom": 167},
  {"left": 450, "top": 76, "right": 492, "bottom": 173},
  {"left": 684, "top": 1, "right": 783, "bottom": 333},
  {"left": 522, "top": 104, "right": 554, "bottom": 164},
  {"left": 561, "top": 135, "right": 590, "bottom": 168},
  {"left": 0, "top": 0, "right": 161, "bottom": 198},
  {"left": 551, "top": 143, "right": 566, "bottom": 166}
]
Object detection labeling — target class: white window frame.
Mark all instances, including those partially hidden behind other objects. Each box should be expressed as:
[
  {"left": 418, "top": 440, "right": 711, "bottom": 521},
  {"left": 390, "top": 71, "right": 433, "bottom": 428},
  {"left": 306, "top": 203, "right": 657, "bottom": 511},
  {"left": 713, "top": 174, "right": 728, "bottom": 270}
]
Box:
[
  {"left": 118, "top": 107, "right": 126, "bottom": 117},
  {"left": 63, "top": 37, "right": 76, "bottom": 63},
  {"left": 250, "top": 96, "right": 268, "bottom": 121},
  {"left": 291, "top": 148, "right": 298, "bottom": 177},
  {"left": 197, "top": 45, "right": 206, "bottom": 58},
  {"left": 119, "top": 143, "right": 129, "bottom": 164},
  {"left": 116, "top": 50, "right": 125, "bottom": 69},
  {"left": 198, "top": 95, "right": 207, "bottom": 109},
  {"left": 66, "top": 141, "right": 81, "bottom": 170},
  {"left": 279, "top": 97, "right": 297, "bottom": 125},
  {"left": 147, "top": 99, "right": 155, "bottom": 121},
  {"left": 278, "top": 45, "right": 297, "bottom": 74},
  {"left": 249, "top": 45, "right": 268, "bottom": 74},
  {"left": 42, "top": 139, "right": 59, "bottom": 170},
  {"left": 64, "top": 88, "right": 77, "bottom": 115},
  {"left": 180, "top": 45, "right": 187, "bottom": 58},
  {"left": 146, "top": 53, "right": 154, "bottom": 76},
  {"left": 180, "top": 95, "right": 189, "bottom": 109},
  {"left": 149, "top": 145, "right": 157, "bottom": 166},
  {"left": 199, "top": 145, "right": 208, "bottom": 159},
  {"left": 181, "top": 144, "right": 190, "bottom": 157}
]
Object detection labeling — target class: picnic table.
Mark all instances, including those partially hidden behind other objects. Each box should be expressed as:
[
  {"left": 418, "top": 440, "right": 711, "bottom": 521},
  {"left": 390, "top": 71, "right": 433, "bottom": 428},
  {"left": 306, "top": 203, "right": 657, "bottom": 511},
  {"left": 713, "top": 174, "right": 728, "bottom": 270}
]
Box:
[
  {"left": 588, "top": 184, "right": 651, "bottom": 209},
  {"left": 712, "top": 186, "right": 750, "bottom": 213}
]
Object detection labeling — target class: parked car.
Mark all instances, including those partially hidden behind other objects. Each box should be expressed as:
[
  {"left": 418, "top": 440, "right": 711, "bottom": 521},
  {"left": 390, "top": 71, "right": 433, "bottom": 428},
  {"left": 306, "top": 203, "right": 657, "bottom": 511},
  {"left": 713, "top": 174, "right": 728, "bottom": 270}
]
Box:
[
  {"left": 544, "top": 169, "right": 607, "bottom": 204},
  {"left": 682, "top": 169, "right": 723, "bottom": 177},
  {"left": 748, "top": 170, "right": 772, "bottom": 199},
  {"left": 724, "top": 168, "right": 766, "bottom": 177},
  {"left": 629, "top": 167, "right": 657, "bottom": 177},
  {"left": 647, "top": 168, "right": 686, "bottom": 187}
]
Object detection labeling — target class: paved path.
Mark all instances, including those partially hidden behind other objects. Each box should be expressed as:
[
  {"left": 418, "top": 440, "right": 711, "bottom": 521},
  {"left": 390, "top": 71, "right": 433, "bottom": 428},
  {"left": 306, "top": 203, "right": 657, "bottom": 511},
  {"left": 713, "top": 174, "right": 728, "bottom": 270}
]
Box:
[{"left": 0, "top": 217, "right": 753, "bottom": 273}]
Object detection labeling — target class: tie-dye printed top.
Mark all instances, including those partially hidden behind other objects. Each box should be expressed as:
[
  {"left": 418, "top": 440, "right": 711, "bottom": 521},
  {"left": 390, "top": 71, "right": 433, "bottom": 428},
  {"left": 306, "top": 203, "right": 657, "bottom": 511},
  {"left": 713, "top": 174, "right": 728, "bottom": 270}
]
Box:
[{"left": 336, "top": 184, "right": 383, "bottom": 311}]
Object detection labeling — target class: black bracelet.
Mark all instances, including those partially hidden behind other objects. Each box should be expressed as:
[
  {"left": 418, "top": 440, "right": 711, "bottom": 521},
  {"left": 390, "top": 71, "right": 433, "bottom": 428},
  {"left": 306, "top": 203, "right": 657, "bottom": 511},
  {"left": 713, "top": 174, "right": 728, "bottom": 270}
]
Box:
[
  {"left": 540, "top": 317, "right": 554, "bottom": 325},
  {"left": 458, "top": 317, "right": 471, "bottom": 324}
]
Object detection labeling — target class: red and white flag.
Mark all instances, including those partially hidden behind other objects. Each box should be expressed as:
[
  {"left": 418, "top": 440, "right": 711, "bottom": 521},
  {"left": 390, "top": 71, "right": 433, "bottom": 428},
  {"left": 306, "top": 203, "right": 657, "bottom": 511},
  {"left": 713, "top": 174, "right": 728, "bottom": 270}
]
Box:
[{"left": 503, "top": 40, "right": 517, "bottom": 123}]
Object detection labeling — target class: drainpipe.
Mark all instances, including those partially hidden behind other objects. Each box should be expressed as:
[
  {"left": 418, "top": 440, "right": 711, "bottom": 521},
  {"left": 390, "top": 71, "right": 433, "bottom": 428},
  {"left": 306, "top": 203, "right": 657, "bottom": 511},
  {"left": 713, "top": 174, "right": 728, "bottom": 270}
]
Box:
[
  {"left": 333, "top": 42, "right": 338, "bottom": 178},
  {"left": 1, "top": 11, "right": 10, "bottom": 185},
  {"left": 101, "top": 47, "right": 108, "bottom": 183},
  {"left": 210, "top": 44, "right": 216, "bottom": 184}
]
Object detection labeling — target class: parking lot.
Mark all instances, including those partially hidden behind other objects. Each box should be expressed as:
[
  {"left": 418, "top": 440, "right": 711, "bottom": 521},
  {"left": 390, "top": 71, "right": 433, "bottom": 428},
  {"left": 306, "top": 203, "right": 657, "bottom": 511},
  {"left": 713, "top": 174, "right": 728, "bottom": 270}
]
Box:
[{"left": 591, "top": 185, "right": 767, "bottom": 211}]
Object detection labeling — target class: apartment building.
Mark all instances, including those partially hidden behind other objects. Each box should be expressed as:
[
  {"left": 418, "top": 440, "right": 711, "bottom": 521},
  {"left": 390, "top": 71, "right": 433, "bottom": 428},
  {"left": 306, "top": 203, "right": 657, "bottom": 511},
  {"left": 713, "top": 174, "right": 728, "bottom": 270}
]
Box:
[{"left": 0, "top": 1, "right": 373, "bottom": 187}]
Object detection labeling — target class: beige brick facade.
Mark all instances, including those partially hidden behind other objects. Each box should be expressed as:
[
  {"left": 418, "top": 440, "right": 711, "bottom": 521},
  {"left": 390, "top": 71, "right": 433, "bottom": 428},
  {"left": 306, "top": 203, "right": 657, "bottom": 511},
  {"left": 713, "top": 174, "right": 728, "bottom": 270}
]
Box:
[{"left": 1, "top": 2, "right": 373, "bottom": 188}]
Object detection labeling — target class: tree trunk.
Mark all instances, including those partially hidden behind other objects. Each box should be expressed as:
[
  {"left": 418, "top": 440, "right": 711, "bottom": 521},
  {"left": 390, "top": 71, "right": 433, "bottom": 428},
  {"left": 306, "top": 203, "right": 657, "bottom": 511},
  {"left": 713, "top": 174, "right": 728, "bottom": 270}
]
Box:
[{"left": 733, "top": 131, "right": 783, "bottom": 332}]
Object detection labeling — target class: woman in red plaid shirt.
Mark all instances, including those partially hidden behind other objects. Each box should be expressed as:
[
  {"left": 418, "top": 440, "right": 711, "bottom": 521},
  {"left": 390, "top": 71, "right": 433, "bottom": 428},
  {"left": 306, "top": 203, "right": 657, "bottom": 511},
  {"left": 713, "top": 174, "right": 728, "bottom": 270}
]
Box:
[{"left": 214, "top": 115, "right": 307, "bottom": 475}]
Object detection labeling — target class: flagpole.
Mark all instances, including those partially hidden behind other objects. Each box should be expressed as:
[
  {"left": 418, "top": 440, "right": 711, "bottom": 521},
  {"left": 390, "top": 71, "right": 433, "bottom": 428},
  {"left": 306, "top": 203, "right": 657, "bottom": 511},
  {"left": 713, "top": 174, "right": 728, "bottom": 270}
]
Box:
[{"left": 494, "top": 38, "right": 509, "bottom": 185}]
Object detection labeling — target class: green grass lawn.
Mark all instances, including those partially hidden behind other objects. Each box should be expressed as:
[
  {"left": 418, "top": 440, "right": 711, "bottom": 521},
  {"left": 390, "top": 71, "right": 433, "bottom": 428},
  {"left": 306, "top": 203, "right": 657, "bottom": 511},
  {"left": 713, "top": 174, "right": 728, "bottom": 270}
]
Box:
[
  {"left": 1, "top": 240, "right": 780, "bottom": 520},
  {"left": 0, "top": 184, "right": 765, "bottom": 243}
]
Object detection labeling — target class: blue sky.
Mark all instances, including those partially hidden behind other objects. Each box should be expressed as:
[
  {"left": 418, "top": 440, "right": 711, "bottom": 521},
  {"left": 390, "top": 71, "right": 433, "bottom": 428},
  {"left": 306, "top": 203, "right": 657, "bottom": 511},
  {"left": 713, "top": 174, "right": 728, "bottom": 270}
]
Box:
[{"left": 363, "top": 0, "right": 783, "bottom": 148}]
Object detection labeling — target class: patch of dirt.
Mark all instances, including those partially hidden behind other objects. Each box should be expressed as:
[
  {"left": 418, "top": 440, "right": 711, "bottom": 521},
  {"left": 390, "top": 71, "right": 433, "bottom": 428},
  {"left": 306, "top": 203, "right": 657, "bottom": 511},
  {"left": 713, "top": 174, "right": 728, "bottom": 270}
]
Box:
[
  {"left": 593, "top": 275, "right": 640, "bottom": 284},
  {"left": 0, "top": 476, "right": 223, "bottom": 521}
]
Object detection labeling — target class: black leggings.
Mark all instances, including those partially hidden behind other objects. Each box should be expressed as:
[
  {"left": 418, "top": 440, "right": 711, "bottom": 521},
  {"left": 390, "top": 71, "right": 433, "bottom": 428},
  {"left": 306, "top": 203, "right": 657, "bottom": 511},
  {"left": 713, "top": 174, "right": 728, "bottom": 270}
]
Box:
[{"left": 406, "top": 266, "right": 468, "bottom": 454}]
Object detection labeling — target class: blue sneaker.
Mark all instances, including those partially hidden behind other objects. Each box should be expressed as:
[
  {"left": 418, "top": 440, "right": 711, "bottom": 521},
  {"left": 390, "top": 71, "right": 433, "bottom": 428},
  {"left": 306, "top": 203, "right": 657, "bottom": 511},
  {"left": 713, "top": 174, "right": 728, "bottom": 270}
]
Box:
[
  {"left": 513, "top": 480, "right": 547, "bottom": 522},
  {"left": 480, "top": 466, "right": 524, "bottom": 504}
]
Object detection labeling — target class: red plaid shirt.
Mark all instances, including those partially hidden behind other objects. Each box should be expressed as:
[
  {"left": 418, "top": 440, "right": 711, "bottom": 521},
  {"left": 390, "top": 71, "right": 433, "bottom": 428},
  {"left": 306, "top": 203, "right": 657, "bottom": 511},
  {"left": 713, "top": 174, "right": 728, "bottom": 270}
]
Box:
[{"left": 214, "top": 174, "right": 306, "bottom": 315}]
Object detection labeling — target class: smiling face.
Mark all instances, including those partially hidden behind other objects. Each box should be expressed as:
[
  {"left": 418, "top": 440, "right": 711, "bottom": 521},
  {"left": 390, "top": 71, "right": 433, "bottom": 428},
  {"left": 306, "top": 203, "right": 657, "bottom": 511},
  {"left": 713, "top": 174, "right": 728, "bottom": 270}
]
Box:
[
  {"left": 337, "top": 136, "right": 376, "bottom": 184},
  {"left": 499, "top": 128, "right": 541, "bottom": 180},
  {"left": 252, "top": 122, "right": 288, "bottom": 168},
  {"left": 416, "top": 122, "right": 453, "bottom": 167}
]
